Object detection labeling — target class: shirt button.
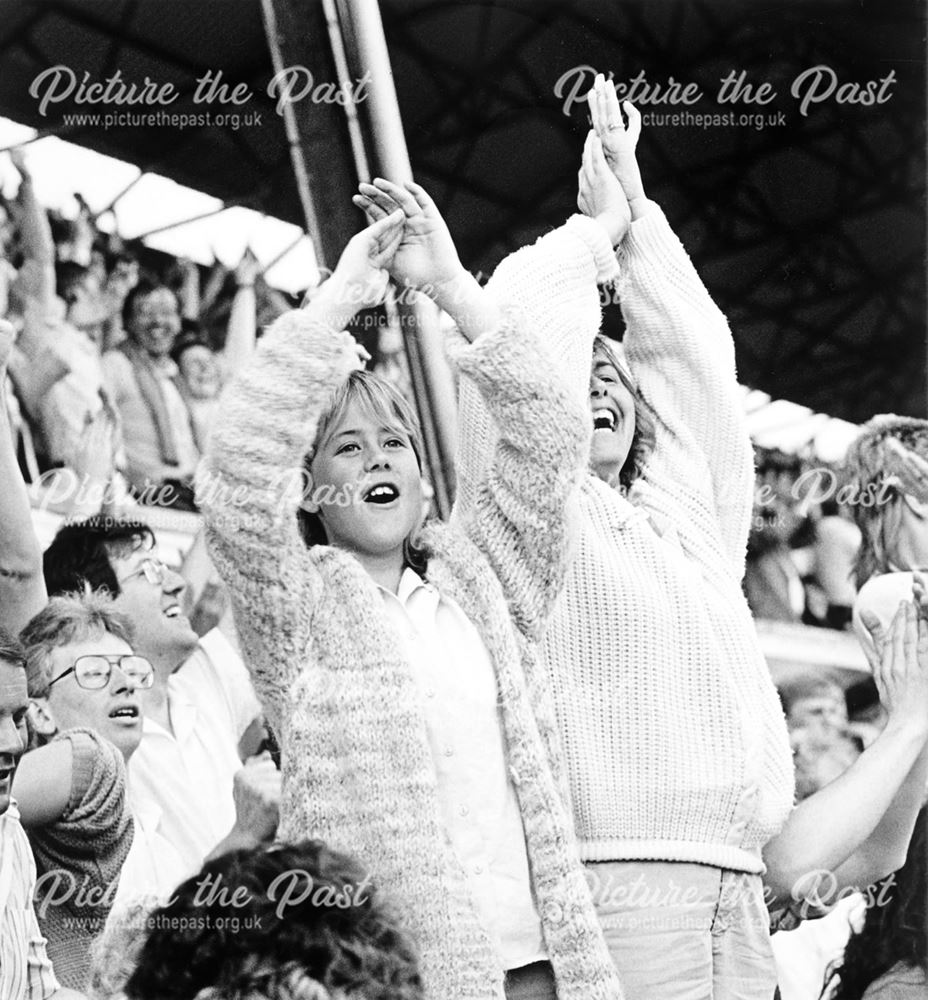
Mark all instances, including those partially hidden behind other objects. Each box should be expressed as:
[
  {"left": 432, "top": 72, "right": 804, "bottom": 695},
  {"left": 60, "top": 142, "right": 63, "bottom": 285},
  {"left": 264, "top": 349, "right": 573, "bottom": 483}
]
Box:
[
  {"left": 425, "top": 688, "right": 436, "bottom": 699},
  {"left": 474, "top": 864, "right": 484, "bottom": 875},
  {"left": 444, "top": 747, "right": 453, "bottom": 757},
  {"left": 460, "top": 805, "right": 469, "bottom": 817},
  {"left": 543, "top": 902, "right": 563, "bottom": 925}
]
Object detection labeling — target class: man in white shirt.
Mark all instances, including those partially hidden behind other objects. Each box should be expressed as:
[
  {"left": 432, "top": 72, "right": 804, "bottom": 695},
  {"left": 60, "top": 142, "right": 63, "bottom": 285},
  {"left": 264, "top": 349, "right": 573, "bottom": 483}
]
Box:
[{"left": 42, "top": 518, "right": 279, "bottom": 878}]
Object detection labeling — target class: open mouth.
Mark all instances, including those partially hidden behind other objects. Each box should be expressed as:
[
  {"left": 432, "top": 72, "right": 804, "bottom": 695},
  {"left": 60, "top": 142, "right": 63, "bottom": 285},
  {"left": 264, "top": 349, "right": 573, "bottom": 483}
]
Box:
[
  {"left": 163, "top": 604, "right": 183, "bottom": 619},
  {"left": 108, "top": 705, "right": 140, "bottom": 722},
  {"left": 363, "top": 483, "right": 399, "bottom": 505},
  {"left": 592, "top": 408, "right": 617, "bottom": 432}
]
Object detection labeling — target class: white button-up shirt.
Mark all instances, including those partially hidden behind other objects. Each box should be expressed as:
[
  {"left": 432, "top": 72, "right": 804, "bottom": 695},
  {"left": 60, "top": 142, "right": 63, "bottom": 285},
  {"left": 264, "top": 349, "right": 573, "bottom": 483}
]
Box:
[{"left": 379, "top": 569, "right": 546, "bottom": 970}]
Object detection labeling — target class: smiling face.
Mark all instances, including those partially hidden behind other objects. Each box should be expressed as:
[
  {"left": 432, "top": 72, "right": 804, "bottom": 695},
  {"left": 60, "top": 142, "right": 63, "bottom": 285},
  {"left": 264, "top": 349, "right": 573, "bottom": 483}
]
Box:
[
  {"left": 44, "top": 631, "right": 145, "bottom": 760},
  {"left": 127, "top": 287, "right": 181, "bottom": 359},
  {"left": 0, "top": 658, "right": 28, "bottom": 816},
  {"left": 307, "top": 397, "right": 423, "bottom": 573},
  {"left": 109, "top": 546, "right": 198, "bottom": 676},
  {"left": 589, "top": 344, "right": 637, "bottom": 486}
]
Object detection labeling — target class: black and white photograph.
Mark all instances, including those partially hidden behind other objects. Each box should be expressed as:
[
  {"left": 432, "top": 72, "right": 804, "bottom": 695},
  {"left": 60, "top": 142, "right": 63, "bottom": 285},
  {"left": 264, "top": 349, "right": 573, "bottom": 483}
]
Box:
[{"left": 0, "top": 1, "right": 924, "bottom": 998}]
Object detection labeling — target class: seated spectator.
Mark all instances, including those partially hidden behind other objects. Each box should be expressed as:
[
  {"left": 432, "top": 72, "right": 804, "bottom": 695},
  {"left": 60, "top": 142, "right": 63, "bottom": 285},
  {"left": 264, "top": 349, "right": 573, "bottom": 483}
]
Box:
[
  {"left": 119, "top": 840, "right": 423, "bottom": 1000},
  {"left": 0, "top": 625, "right": 84, "bottom": 1000},
  {"left": 102, "top": 281, "right": 199, "bottom": 510},
  {"left": 15, "top": 594, "right": 144, "bottom": 989},
  {"left": 43, "top": 518, "right": 278, "bottom": 877},
  {"left": 827, "top": 807, "right": 926, "bottom": 999}
]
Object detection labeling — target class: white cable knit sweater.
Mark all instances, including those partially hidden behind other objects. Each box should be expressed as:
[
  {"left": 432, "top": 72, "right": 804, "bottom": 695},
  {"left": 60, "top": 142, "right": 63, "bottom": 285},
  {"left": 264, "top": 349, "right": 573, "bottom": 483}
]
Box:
[
  {"left": 200, "top": 219, "right": 625, "bottom": 1000},
  {"left": 455, "top": 205, "right": 795, "bottom": 875}
]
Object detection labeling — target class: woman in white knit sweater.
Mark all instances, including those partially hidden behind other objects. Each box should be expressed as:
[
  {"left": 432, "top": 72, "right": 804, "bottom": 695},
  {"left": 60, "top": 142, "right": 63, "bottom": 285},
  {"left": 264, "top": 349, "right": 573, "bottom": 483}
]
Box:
[
  {"left": 455, "top": 76, "right": 795, "bottom": 997},
  {"left": 201, "top": 166, "right": 631, "bottom": 999}
]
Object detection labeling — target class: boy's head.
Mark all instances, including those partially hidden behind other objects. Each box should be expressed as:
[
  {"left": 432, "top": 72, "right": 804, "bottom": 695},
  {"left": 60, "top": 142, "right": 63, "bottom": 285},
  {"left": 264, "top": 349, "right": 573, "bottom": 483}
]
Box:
[
  {"left": 0, "top": 627, "right": 28, "bottom": 816},
  {"left": 124, "top": 839, "right": 423, "bottom": 1000},
  {"left": 299, "top": 370, "right": 427, "bottom": 572}
]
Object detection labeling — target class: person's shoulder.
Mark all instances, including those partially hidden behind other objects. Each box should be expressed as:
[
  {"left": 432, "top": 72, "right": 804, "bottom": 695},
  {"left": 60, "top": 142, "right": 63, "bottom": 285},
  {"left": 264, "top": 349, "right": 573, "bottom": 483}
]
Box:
[{"left": 861, "top": 961, "right": 926, "bottom": 998}]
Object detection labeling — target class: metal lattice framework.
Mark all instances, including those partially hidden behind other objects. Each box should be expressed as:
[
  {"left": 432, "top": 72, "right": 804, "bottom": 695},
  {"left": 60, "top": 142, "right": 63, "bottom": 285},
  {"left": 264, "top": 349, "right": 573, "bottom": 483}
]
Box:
[
  {"left": 0, "top": 0, "right": 922, "bottom": 423},
  {"left": 381, "top": 0, "right": 926, "bottom": 423}
]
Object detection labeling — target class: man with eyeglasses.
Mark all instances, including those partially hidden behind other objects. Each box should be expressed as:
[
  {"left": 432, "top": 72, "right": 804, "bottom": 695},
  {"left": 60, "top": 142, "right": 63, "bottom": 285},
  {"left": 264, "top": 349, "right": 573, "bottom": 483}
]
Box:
[
  {"left": 11, "top": 591, "right": 190, "bottom": 990},
  {"left": 42, "top": 517, "right": 278, "bottom": 880},
  {"left": 0, "top": 625, "right": 87, "bottom": 1000}
]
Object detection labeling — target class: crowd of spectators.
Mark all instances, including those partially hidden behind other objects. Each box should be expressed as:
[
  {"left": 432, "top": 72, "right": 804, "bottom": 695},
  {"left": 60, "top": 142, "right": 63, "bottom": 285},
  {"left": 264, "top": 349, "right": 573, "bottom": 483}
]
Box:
[{"left": 0, "top": 141, "right": 924, "bottom": 1000}]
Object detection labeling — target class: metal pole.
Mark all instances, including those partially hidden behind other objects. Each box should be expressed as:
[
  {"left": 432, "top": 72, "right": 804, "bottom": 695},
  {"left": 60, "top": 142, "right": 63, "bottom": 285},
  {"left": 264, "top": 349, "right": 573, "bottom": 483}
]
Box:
[{"left": 336, "top": 0, "right": 459, "bottom": 517}]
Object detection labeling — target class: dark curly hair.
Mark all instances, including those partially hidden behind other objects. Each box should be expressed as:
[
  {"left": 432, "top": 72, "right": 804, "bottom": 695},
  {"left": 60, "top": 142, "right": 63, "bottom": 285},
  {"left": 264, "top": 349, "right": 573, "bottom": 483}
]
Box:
[
  {"left": 828, "top": 807, "right": 926, "bottom": 999},
  {"left": 124, "top": 839, "right": 423, "bottom": 1000},
  {"left": 42, "top": 516, "right": 155, "bottom": 598}
]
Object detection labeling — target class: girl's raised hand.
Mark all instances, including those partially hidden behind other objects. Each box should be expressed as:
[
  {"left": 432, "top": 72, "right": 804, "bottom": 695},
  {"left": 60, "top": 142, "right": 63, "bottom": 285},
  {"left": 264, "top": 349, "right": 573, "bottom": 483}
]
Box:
[
  {"left": 325, "top": 208, "right": 405, "bottom": 311},
  {"left": 587, "top": 74, "right": 647, "bottom": 215},
  {"left": 577, "top": 131, "right": 631, "bottom": 247},
  {"left": 353, "top": 179, "right": 464, "bottom": 296}
]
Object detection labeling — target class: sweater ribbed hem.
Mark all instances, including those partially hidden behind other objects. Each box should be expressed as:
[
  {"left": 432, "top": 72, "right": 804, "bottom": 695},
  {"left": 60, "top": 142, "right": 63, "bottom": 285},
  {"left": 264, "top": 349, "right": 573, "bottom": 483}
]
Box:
[{"left": 579, "top": 839, "right": 766, "bottom": 876}]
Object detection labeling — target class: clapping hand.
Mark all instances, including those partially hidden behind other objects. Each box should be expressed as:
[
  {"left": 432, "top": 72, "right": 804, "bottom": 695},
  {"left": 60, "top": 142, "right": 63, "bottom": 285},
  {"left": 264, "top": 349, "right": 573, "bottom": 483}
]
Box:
[
  {"left": 577, "top": 130, "right": 631, "bottom": 247},
  {"left": 587, "top": 74, "right": 647, "bottom": 217},
  {"left": 860, "top": 601, "right": 928, "bottom": 736},
  {"left": 324, "top": 208, "right": 406, "bottom": 312},
  {"left": 353, "top": 179, "right": 464, "bottom": 297}
]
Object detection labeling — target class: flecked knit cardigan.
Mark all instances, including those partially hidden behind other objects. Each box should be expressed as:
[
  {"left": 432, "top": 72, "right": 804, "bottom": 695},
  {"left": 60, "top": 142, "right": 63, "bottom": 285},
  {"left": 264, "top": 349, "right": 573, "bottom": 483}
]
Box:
[
  {"left": 455, "top": 204, "right": 795, "bottom": 875},
  {"left": 200, "top": 218, "right": 625, "bottom": 1000}
]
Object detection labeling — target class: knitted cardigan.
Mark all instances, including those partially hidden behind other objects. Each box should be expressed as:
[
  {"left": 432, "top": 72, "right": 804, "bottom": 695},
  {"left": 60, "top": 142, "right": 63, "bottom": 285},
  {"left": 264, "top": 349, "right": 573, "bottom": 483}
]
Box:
[
  {"left": 455, "top": 205, "right": 795, "bottom": 875},
  {"left": 27, "top": 728, "right": 133, "bottom": 990},
  {"left": 200, "top": 218, "right": 624, "bottom": 1000}
]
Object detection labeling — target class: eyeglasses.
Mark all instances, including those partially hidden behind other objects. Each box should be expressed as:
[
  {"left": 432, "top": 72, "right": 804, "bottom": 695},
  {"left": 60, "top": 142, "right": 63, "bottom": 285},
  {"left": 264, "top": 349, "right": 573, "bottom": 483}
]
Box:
[
  {"left": 47, "top": 654, "right": 155, "bottom": 691},
  {"left": 118, "top": 558, "right": 168, "bottom": 587}
]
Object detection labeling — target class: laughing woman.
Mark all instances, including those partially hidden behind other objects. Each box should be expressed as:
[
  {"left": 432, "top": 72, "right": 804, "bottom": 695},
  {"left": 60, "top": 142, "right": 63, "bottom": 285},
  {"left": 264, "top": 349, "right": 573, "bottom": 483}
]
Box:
[
  {"left": 199, "top": 169, "right": 629, "bottom": 999},
  {"left": 454, "top": 77, "right": 795, "bottom": 999}
]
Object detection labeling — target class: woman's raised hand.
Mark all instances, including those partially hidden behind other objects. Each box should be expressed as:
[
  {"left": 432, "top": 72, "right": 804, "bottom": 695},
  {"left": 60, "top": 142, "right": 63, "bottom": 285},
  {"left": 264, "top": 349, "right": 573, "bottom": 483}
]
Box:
[
  {"left": 353, "top": 179, "right": 464, "bottom": 296},
  {"left": 577, "top": 130, "right": 631, "bottom": 247},
  {"left": 587, "top": 74, "right": 647, "bottom": 217}
]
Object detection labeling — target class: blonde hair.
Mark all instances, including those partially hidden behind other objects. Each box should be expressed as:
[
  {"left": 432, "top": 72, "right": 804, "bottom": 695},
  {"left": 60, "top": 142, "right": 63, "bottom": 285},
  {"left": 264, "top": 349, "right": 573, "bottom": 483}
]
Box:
[
  {"left": 845, "top": 415, "right": 928, "bottom": 587},
  {"left": 299, "top": 370, "right": 429, "bottom": 573}
]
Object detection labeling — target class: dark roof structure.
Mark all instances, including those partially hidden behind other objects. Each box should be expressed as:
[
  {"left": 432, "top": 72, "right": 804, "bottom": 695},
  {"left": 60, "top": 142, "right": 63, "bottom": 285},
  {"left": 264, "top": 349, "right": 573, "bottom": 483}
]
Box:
[{"left": 0, "top": 0, "right": 923, "bottom": 422}]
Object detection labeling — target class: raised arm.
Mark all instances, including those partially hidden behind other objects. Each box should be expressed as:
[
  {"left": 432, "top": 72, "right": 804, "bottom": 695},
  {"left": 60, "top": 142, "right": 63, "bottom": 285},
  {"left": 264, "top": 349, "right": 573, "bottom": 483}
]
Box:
[
  {"left": 591, "top": 78, "right": 754, "bottom": 579},
  {"left": 0, "top": 321, "right": 47, "bottom": 633},
  {"left": 354, "top": 175, "right": 619, "bottom": 636},
  {"left": 763, "top": 602, "right": 928, "bottom": 907},
  {"left": 198, "top": 211, "right": 404, "bottom": 726},
  {"left": 220, "top": 251, "right": 259, "bottom": 381}
]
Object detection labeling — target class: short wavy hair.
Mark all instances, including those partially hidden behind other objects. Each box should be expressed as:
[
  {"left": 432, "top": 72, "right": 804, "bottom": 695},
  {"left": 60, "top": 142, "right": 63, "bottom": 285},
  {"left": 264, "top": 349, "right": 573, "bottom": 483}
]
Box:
[
  {"left": 124, "top": 839, "right": 423, "bottom": 1000},
  {"left": 844, "top": 415, "right": 928, "bottom": 587},
  {"left": 21, "top": 591, "right": 134, "bottom": 699},
  {"left": 592, "top": 335, "right": 656, "bottom": 492}
]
